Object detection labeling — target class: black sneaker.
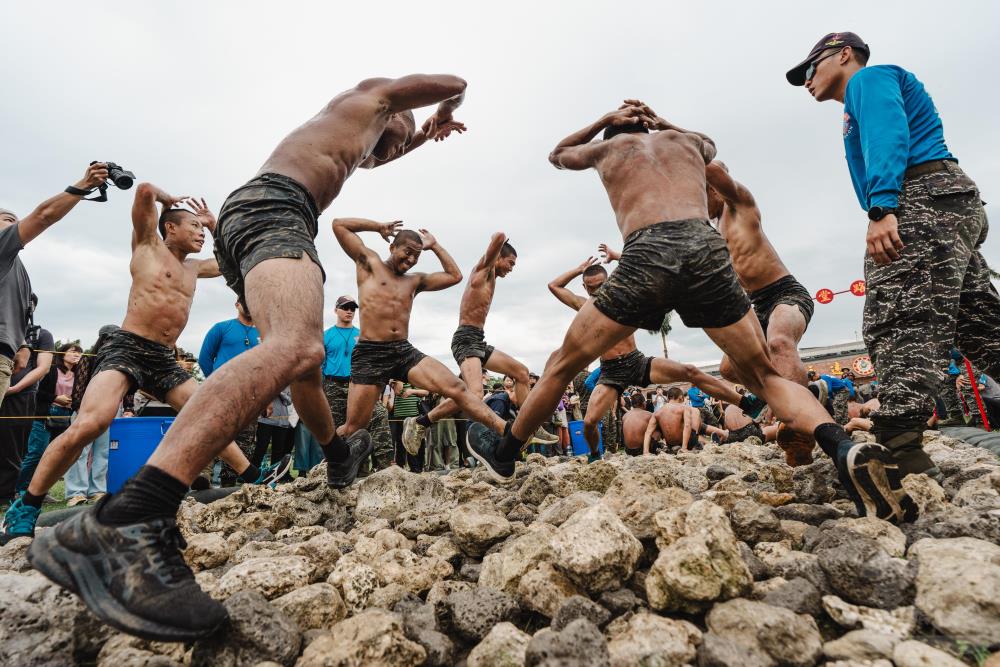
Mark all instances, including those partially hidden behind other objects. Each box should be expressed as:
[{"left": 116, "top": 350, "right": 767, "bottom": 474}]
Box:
[
  {"left": 838, "top": 441, "right": 919, "bottom": 524},
  {"left": 466, "top": 422, "right": 515, "bottom": 484},
  {"left": 326, "top": 430, "right": 373, "bottom": 489},
  {"left": 27, "top": 497, "right": 227, "bottom": 641}
]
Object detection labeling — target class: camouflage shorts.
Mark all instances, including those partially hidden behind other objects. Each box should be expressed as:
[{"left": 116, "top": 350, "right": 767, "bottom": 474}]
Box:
[
  {"left": 351, "top": 339, "right": 426, "bottom": 387},
  {"left": 597, "top": 350, "right": 651, "bottom": 394},
  {"left": 215, "top": 172, "right": 325, "bottom": 314},
  {"left": 323, "top": 378, "right": 393, "bottom": 470},
  {"left": 749, "top": 274, "right": 814, "bottom": 335},
  {"left": 451, "top": 325, "right": 494, "bottom": 366},
  {"left": 725, "top": 420, "right": 763, "bottom": 444},
  {"left": 94, "top": 329, "right": 191, "bottom": 402},
  {"left": 593, "top": 219, "right": 750, "bottom": 330},
  {"left": 863, "top": 161, "right": 1000, "bottom": 432}
]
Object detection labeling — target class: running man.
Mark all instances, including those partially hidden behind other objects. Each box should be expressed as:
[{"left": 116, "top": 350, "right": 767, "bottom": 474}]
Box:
[
  {"left": 331, "top": 218, "right": 508, "bottom": 450},
  {"left": 469, "top": 100, "right": 916, "bottom": 530},
  {"left": 550, "top": 253, "right": 765, "bottom": 459},
  {"left": 28, "top": 74, "right": 470, "bottom": 641},
  {"left": 2, "top": 186, "right": 287, "bottom": 545},
  {"left": 704, "top": 161, "right": 818, "bottom": 465},
  {"left": 402, "top": 232, "right": 556, "bottom": 451}
]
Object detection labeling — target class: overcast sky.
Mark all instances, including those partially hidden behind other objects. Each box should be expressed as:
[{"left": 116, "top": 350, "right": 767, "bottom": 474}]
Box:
[{"left": 4, "top": 1, "right": 998, "bottom": 374}]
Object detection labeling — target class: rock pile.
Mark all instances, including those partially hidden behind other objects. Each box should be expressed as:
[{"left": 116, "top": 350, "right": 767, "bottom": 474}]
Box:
[{"left": 2, "top": 430, "right": 1000, "bottom": 666}]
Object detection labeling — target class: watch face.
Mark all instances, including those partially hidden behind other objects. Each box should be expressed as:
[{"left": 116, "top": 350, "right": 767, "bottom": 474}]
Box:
[{"left": 869, "top": 206, "right": 883, "bottom": 220}]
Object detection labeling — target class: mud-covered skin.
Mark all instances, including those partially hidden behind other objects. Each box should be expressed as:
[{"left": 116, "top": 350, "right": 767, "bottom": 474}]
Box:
[
  {"left": 323, "top": 378, "right": 393, "bottom": 470},
  {"left": 725, "top": 421, "right": 763, "bottom": 444},
  {"left": 596, "top": 350, "right": 652, "bottom": 394},
  {"left": 214, "top": 173, "right": 323, "bottom": 312},
  {"left": 593, "top": 219, "right": 751, "bottom": 331},
  {"left": 450, "top": 325, "right": 494, "bottom": 366},
  {"left": 748, "top": 275, "right": 815, "bottom": 336},
  {"left": 863, "top": 163, "right": 1000, "bottom": 441},
  {"left": 350, "top": 339, "right": 427, "bottom": 388},
  {"left": 93, "top": 330, "right": 191, "bottom": 402}
]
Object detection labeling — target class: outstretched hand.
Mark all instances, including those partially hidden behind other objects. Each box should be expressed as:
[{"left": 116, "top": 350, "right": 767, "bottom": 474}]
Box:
[
  {"left": 380, "top": 220, "right": 403, "bottom": 242},
  {"left": 576, "top": 256, "right": 600, "bottom": 274},
  {"left": 419, "top": 228, "right": 437, "bottom": 250},
  {"left": 185, "top": 197, "right": 217, "bottom": 231},
  {"left": 598, "top": 243, "right": 621, "bottom": 263},
  {"left": 423, "top": 116, "right": 467, "bottom": 141}
]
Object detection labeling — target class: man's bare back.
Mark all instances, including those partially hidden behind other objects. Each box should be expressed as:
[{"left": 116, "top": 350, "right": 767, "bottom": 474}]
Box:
[
  {"left": 707, "top": 162, "right": 789, "bottom": 293},
  {"left": 622, "top": 408, "right": 654, "bottom": 449},
  {"left": 550, "top": 100, "right": 716, "bottom": 239},
  {"left": 260, "top": 75, "right": 467, "bottom": 212},
  {"left": 121, "top": 189, "right": 220, "bottom": 346},
  {"left": 654, "top": 403, "right": 689, "bottom": 445}
]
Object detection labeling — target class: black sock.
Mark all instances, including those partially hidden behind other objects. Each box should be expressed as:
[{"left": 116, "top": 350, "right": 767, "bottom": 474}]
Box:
[
  {"left": 22, "top": 491, "right": 45, "bottom": 509},
  {"left": 738, "top": 395, "right": 755, "bottom": 413},
  {"left": 322, "top": 434, "right": 350, "bottom": 463},
  {"left": 416, "top": 414, "right": 432, "bottom": 428},
  {"left": 496, "top": 423, "right": 525, "bottom": 462},
  {"left": 814, "top": 423, "right": 849, "bottom": 460},
  {"left": 238, "top": 464, "right": 261, "bottom": 482},
  {"left": 97, "top": 465, "right": 189, "bottom": 526}
]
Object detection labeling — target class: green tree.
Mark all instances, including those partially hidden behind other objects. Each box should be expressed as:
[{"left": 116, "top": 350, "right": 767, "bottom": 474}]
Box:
[{"left": 647, "top": 312, "right": 673, "bottom": 358}]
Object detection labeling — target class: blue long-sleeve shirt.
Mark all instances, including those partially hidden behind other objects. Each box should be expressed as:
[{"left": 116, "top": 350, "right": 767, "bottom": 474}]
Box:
[
  {"left": 199, "top": 319, "right": 259, "bottom": 376},
  {"left": 843, "top": 64, "right": 954, "bottom": 211},
  {"left": 583, "top": 366, "right": 601, "bottom": 392},
  {"left": 688, "top": 387, "right": 707, "bottom": 408},
  {"left": 821, "top": 374, "right": 856, "bottom": 399}
]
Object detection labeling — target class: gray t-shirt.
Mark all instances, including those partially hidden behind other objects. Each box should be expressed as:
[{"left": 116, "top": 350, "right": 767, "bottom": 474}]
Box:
[{"left": 0, "top": 223, "right": 31, "bottom": 357}]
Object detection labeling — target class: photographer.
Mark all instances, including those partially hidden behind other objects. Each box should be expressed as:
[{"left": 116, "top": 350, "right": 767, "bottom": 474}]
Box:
[
  {"left": 0, "top": 294, "right": 54, "bottom": 505},
  {"left": 0, "top": 163, "right": 109, "bottom": 408}
]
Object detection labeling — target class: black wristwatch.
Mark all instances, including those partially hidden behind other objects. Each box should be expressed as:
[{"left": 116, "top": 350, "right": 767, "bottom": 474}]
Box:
[{"left": 867, "top": 206, "right": 896, "bottom": 222}]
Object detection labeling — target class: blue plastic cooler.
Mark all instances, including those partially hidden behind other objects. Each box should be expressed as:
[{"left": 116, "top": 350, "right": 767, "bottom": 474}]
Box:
[
  {"left": 568, "top": 420, "right": 604, "bottom": 456},
  {"left": 107, "top": 417, "right": 174, "bottom": 493}
]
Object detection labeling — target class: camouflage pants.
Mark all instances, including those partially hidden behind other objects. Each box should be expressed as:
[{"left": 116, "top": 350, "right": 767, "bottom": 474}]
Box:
[
  {"left": 698, "top": 404, "right": 720, "bottom": 428},
  {"left": 601, "top": 407, "right": 620, "bottom": 453},
  {"left": 940, "top": 375, "right": 964, "bottom": 420},
  {"left": 323, "top": 378, "right": 393, "bottom": 471},
  {"left": 573, "top": 370, "right": 592, "bottom": 415},
  {"left": 831, "top": 389, "right": 851, "bottom": 425},
  {"left": 220, "top": 422, "right": 257, "bottom": 485},
  {"left": 862, "top": 163, "right": 1000, "bottom": 467}
]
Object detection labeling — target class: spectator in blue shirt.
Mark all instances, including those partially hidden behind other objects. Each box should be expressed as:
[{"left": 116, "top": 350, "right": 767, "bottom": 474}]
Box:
[
  {"left": 198, "top": 301, "right": 259, "bottom": 376},
  {"left": 687, "top": 385, "right": 721, "bottom": 428},
  {"left": 787, "top": 32, "right": 1000, "bottom": 481}
]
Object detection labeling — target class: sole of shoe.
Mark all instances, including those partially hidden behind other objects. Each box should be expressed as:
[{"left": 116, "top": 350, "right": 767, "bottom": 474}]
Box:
[
  {"left": 261, "top": 455, "right": 293, "bottom": 487},
  {"left": 327, "top": 431, "right": 373, "bottom": 489},
  {"left": 846, "top": 443, "right": 918, "bottom": 523},
  {"left": 466, "top": 423, "right": 514, "bottom": 485},
  {"left": 29, "top": 530, "right": 225, "bottom": 642},
  {"left": 402, "top": 418, "right": 423, "bottom": 456}
]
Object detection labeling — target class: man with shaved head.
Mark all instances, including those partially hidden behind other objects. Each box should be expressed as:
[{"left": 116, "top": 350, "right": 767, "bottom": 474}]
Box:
[{"left": 29, "top": 74, "right": 471, "bottom": 641}]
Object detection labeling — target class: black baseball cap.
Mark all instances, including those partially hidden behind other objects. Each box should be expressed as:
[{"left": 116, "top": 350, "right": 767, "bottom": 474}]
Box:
[
  {"left": 786, "top": 32, "right": 870, "bottom": 86},
  {"left": 335, "top": 295, "right": 358, "bottom": 309}
]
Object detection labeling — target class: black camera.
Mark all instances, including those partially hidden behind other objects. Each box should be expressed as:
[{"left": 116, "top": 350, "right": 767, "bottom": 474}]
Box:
[{"left": 97, "top": 161, "right": 135, "bottom": 190}]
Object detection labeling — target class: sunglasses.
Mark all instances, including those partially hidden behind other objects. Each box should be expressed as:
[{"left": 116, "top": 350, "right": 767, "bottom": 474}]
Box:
[
  {"left": 805, "top": 50, "right": 840, "bottom": 82},
  {"left": 338, "top": 305, "right": 358, "bottom": 312}
]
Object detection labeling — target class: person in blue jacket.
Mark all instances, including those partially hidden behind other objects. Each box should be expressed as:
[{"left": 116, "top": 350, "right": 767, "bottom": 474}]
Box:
[{"left": 788, "top": 32, "right": 1000, "bottom": 478}]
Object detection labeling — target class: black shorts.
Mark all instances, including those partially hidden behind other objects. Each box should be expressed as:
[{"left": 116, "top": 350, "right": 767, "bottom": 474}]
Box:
[
  {"left": 597, "top": 350, "right": 652, "bottom": 394},
  {"left": 625, "top": 441, "right": 660, "bottom": 456},
  {"left": 592, "top": 219, "right": 751, "bottom": 331},
  {"left": 451, "top": 325, "right": 494, "bottom": 366},
  {"left": 351, "top": 339, "right": 427, "bottom": 387},
  {"left": 749, "top": 275, "right": 814, "bottom": 336},
  {"left": 93, "top": 329, "right": 191, "bottom": 402},
  {"left": 214, "top": 173, "right": 325, "bottom": 313},
  {"left": 725, "top": 421, "right": 764, "bottom": 444}
]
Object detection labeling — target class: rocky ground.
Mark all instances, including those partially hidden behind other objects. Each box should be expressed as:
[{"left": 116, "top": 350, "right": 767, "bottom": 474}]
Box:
[{"left": 2, "top": 430, "right": 1000, "bottom": 667}]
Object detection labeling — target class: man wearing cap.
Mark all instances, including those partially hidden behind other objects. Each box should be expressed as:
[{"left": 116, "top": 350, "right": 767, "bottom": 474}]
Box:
[
  {"left": 323, "top": 296, "right": 392, "bottom": 473},
  {"left": 787, "top": 32, "right": 1000, "bottom": 477}
]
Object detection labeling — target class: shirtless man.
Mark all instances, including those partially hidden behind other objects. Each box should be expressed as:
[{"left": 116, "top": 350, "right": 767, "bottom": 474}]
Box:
[
  {"left": 638, "top": 387, "right": 729, "bottom": 454},
  {"left": 332, "top": 218, "right": 508, "bottom": 451},
  {"left": 622, "top": 394, "right": 658, "bottom": 454},
  {"left": 704, "top": 161, "right": 817, "bottom": 465},
  {"left": 723, "top": 402, "right": 781, "bottom": 444},
  {"left": 2, "top": 187, "right": 287, "bottom": 545},
  {"left": 548, "top": 254, "right": 764, "bottom": 459},
  {"left": 468, "top": 100, "right": 916, "bottom": 529},
  {"left": 402, "top": 232, "right": 556, "bottom": 451},
  {"left": 28, "top": 74, "right": 470, "bottom": 642}
]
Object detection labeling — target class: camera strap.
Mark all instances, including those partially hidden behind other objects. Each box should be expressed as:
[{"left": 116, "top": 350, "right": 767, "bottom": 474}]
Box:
[{"left": 64, "top": 184, "right": 108, "bottom": 202}]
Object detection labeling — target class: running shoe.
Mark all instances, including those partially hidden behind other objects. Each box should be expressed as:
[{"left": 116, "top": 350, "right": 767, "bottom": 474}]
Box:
[
  {"left": 402, "top": 417, "right": 426, "bottom": 456},
  {"left": 841, "top": 441, "right": 919, "bottom": 524},
  {"left": 0, "top": 496, "right": 40, "bottom": 545},
  {"left": 327, "top": 431, "right": 373, "bottom": 489},
  {"left": 27, "top": 497, "right": 228, "bottom": 641},
  {"left": 776, "top": 423, "right": 815, "bottom": 467},
  {"left": 466, "top": 422, "right": 515, "bottom": 483},
  {"left": 529, "top": 426, "right": 559, "bottom": 445},
  {"left": 252, "top": 454, "right": 292, "bottom": 488},
  {"left": 67, "top": 495, "right": 89, "bottom": 507}
]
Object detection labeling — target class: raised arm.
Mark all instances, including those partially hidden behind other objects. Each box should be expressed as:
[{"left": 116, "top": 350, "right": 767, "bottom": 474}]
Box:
[
  {"left": 132, "top": 183, "right": 185, "bottom": 250},
  {"left": 16, "top": 163, "right": 108, "bottom": 246},
  {"left": 365, "top": 74, "right": 467, "bottom": 117},
  {"left": 186, "top": 197, "right": 222, "bottom": 278},
  {"left": 416, "top": 229, "right": 463, "bottom": 292},
  {"left": 474, "top": 232, "right": 508, "bottom": 273},
  {"left": 332, "top": 217, "right": 401, "bottom": 265},
  {"left": 705, "top": 161, "right": 756, "bottom": 210},
  {"left": 598, "top": 243, "right": 621, "bottom": 264},
  {"left": 622, "top": 99, "right": 717, "bottom": 163},
  {"left": 549, "top": 107, "right": 649, "bottom": 170},
  {"left": 548, "top": 257, "right": 597, "bottom": 311}
]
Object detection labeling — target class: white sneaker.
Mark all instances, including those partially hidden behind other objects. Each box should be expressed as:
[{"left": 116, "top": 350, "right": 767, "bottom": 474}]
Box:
[
  {"left": 402, "top": 417, "right": 426, "bottom": 456},
  {"left": 66, "top": 495, "right": 88, "bottom": 507}
]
